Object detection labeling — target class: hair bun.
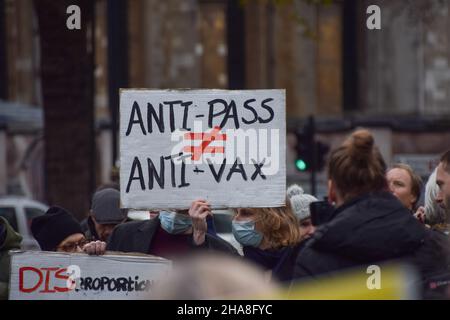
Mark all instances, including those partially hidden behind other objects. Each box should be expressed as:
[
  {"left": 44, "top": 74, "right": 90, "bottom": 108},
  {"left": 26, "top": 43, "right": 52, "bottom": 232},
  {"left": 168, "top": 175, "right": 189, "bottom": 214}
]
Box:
[
  {"left": 287, "top": 184, "right": 304, "bottom": 199},
  {"left": 346, "top": 129, "right": 374, "bottom": 159}
]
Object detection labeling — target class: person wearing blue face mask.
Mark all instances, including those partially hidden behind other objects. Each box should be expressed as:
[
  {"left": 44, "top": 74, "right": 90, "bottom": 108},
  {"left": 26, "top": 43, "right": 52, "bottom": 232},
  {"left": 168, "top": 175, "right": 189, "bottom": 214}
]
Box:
[
  {"left": 107, "top": 200, "right": 237, "bottom": 259},
  {"left": 232, "top": 205, "right": 302, "bottom": 283}
]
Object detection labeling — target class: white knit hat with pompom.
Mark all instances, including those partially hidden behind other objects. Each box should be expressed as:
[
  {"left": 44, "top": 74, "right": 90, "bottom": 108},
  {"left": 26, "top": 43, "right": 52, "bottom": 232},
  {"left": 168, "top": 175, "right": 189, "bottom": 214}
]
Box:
[{"left": 287, "top": 184, "right": 318, "bottom": 221}]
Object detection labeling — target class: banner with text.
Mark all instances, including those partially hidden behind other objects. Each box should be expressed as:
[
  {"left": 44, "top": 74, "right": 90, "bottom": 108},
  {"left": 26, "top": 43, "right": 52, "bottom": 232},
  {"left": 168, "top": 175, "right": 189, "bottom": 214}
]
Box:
[
  {"left": 9, "top": 251, "right": 171, "bottom": 300},
  {"left": 120, "top": 89, "right": 286, "bottom": 210}
]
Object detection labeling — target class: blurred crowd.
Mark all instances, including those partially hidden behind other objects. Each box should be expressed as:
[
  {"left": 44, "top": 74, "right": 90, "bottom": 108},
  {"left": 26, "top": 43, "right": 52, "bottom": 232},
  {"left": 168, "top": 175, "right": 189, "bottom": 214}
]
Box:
[{"left": 1, "top": 128, "right": 450, "bottom": 299}]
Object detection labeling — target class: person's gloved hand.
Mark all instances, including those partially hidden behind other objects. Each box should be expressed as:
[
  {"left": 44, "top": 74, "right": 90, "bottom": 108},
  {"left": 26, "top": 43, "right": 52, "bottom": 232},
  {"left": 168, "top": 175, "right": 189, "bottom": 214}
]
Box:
[
  {"left": 82, "top": 240, "right": 106, "bottom": 255},
  {"left": 189, "top": 200, "right": 212, "bottom": 246}
]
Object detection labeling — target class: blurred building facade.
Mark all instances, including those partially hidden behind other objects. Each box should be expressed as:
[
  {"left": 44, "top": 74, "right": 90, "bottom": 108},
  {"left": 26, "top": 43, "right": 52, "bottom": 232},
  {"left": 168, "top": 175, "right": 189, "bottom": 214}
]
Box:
[{"left": 1, "top": 0, "right": 450, "bottom": 200}]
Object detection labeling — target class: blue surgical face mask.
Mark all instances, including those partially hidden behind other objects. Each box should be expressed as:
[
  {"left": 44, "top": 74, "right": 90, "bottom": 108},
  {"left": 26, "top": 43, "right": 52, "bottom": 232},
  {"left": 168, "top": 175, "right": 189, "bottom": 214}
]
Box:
[
  {"left": 232, "top": 220, "right": 263, "bottom": 248},
  {"left": 159, "top": 211, "right": 192, "bottom": 234}
]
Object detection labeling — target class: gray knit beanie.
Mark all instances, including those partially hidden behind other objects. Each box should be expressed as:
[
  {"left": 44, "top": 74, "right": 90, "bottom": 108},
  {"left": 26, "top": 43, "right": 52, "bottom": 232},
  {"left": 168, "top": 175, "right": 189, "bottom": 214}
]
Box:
[{"left": 287, "top": 184, "right": 318, "bottom": 221}]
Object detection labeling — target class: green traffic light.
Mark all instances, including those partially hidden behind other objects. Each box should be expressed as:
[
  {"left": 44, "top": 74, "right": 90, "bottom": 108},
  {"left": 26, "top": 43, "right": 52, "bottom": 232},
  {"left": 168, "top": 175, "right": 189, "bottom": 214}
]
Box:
[{"left": 295, "top": 159, "right": 307, "bottom": 171}]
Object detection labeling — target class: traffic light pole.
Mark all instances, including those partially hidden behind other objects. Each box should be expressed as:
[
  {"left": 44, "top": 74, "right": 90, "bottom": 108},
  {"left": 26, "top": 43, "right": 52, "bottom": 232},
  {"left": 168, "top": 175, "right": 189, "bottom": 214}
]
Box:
[
  {"left": 308, "top": 116, "right": 317, "bottom": 196},
  {"left": 294, "top": 116, "right": 327, "bottom": 196}
]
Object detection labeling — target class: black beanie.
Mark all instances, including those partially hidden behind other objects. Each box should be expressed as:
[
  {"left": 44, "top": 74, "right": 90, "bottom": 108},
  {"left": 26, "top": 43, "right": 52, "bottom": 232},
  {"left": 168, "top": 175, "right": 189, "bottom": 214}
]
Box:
[{"left": 31, "top": 206, "right": 83, "bottom": 251}]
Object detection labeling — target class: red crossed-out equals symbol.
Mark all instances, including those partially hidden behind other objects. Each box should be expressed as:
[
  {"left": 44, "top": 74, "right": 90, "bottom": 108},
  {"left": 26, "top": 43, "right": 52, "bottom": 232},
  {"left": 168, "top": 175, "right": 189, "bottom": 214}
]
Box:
[{"left": 183, "top": 126, "right": 227, "bottom": 161}]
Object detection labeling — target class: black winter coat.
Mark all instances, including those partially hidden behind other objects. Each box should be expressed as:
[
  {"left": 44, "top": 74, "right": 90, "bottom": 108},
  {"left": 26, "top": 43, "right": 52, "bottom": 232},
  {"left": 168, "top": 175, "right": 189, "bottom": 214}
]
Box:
[
  {"left": 293, "top": 192, "right": 450, "bottom": 298},
  {"left": 106, "top": 218, "right": 238, "bottom": 256}
]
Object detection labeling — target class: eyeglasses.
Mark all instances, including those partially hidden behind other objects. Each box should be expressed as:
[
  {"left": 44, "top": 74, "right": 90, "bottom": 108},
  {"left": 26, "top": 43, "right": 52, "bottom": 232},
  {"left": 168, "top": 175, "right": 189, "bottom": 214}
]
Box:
[{"left": 57, "top": 239, "right": 88, "bottom": 252}]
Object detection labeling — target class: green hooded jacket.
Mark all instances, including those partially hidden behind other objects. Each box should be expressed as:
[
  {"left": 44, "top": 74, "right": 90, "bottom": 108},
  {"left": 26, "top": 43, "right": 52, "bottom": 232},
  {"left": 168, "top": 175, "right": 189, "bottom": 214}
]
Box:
[{"left": 0, "top": 216, "right": 22, "bottom": 300}]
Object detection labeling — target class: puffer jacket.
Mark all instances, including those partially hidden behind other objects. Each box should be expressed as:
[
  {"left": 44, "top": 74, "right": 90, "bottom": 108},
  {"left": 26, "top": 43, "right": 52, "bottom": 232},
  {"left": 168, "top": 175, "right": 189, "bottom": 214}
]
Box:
[{"left": 293, "top": 192, "right": 450, "bottom": 299}]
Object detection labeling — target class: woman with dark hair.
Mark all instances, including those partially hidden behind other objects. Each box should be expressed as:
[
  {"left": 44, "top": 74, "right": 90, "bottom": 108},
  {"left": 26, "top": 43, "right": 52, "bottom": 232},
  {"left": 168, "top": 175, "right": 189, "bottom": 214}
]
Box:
[{"left": 293, "top": 129, "right": 450, "bottom": 298}]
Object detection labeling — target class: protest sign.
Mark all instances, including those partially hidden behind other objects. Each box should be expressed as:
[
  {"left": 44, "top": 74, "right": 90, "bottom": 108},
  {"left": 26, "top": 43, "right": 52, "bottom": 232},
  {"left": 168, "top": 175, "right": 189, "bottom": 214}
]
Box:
[
  {"left": 9, "top": 250, "right": 171, "bottom": 300},
  {"left": 120, "top": 89, "right": 286, "bottom": 210}
]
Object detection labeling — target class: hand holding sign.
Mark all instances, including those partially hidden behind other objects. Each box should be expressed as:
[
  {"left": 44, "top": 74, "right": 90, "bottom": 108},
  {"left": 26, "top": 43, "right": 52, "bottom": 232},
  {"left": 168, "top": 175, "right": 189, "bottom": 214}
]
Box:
[
  {"left": 82, "top": 240, "right": 107, "bottom": 255},
  {"left": 189, "top": 200, "right": 211, "bottom": 245}
]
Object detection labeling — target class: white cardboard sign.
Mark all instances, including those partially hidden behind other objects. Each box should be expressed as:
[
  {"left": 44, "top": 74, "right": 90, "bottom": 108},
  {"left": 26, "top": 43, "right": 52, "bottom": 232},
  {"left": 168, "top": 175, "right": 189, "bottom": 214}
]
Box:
[
  {"left": 120, "top": 89, "right": 286, "bottom": 210},
  {"left": 9, "top": 251, "right": 171, "bottom": 300}
]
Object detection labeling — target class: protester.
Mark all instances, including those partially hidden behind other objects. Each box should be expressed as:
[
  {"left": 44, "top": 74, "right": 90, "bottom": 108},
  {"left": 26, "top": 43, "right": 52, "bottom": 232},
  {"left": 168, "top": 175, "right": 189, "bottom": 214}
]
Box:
[
  {"left": 149, "top": 211, "right": 159, "bottom": 219},
  {"left": 106, "top": 199, "right": 237, "bottom": 258},
  {"left": 287, "top": 184, "right": 318, "bottom": 241},
  {"left": 150, "top": 253, "right": 281, "bottom": 299},
  {"left": 0, "top": 217, "right": 22, "bottom": 300},
  {"left": 81, "top": 188, "right": 128, "bottom": 242},
  {"left": 415, "top": 167, "right": 447, "bottom": 229},
  {"left": 386, "top": 163, "right": 422, "bottom": 212},
  {"left": 232, "top": 204, "right": 301, "bottom": 282},
  {"left": 293, "top": 129, "right": 450, "bottom": 298},
  {"left": 435, "top": 151, "right": 450, "bottom": 235},
  {"left": 31, "top": 206, "right": 106, "bottom": 255}
]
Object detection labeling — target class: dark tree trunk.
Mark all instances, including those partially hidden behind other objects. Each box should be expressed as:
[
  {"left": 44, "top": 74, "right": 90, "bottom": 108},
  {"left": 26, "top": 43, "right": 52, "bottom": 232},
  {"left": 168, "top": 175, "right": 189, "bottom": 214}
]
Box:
[
  {"left": 0, "top": 0, "right": 6, "bottom": 99},
  {"left": 34, "top": 0, "right": 95, "bottom": 221}
]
